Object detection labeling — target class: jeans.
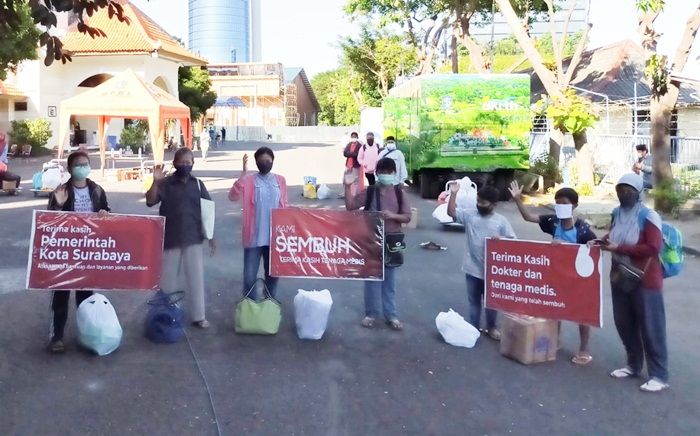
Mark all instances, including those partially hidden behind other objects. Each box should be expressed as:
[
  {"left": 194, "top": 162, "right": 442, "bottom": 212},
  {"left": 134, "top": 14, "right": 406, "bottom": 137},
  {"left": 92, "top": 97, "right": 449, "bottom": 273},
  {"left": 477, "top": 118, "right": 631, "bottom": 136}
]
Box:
[
  {"left": 611, "top": 286, "right": 668, "bottom": 381},
  {"left": 365, "top": 173, "right": 376, "bottom": 186},
  {"left": 364, "top": 266, "right": 397, "bottom": 320},
  {"left": 243, "top": 246, "right": 279, "bottom": 300},
  {"left": 466, "top": 274, "right": 497, "bottom": 330}
]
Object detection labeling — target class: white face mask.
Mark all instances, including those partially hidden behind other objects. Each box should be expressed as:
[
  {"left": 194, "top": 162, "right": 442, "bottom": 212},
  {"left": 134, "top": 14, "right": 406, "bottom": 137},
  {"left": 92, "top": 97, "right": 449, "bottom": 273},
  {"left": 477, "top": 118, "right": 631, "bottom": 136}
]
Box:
[
  {"left": 555, "top": 204, "right": 573, "bottom": 219},
  {"left": 386, "top": 142, "right": 396, "bottom": 150}
]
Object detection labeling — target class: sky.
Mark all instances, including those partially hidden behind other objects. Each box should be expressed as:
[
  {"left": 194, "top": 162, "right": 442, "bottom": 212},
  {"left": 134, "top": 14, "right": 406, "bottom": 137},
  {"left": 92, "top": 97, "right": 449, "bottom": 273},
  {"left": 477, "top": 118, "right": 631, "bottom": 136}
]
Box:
[{"left": 131, "top": 0, "right": 700, "bottom": 78}]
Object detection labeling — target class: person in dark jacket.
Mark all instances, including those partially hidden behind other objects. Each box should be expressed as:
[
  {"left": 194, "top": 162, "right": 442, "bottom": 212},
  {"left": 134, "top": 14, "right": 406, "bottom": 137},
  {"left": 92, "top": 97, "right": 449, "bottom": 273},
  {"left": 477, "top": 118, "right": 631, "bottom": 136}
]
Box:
[
  {"left": 47, "top": 151, "right": 110, "bottom": 353},
  {"left": 509, "top": 181, "right": 597, "bottom": 365},
  {"left": 343, "top": 132, "right": 363, "bottom": 196}
]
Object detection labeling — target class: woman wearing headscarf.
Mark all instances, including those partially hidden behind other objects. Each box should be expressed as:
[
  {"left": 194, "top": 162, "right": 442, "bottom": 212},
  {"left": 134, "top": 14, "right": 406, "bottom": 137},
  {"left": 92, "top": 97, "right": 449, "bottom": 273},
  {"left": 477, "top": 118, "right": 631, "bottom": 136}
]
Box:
[{"left": 592, "top": 173, "right": 668, "bottom": 392}]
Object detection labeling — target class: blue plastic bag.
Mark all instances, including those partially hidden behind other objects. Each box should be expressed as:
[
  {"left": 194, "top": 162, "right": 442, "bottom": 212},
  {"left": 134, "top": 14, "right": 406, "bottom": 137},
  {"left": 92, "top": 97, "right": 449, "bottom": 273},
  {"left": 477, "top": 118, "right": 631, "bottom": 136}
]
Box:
[{"left": 145, "top": 291, "right": 185, "bottom": 343}]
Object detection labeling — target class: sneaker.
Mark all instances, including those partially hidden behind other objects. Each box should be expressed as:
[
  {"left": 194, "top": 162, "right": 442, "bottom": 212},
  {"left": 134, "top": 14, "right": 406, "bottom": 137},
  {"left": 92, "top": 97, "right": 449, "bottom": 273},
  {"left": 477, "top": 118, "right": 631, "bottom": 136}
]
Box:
[
  {"left": 386, "top": 319, "right": 403, "bottom": 331},
  {"left": 47, "top": 339, "right": 65, "bottom": 354},
  {"left": 487, "top": 328, "right": 501, "bottom": 341},
  {"left": 192, "top": 320, "right": 210, "bottom": 329},
  {"left": 361, "top": 317, "right": 375, "bottom": 328},
  {"left": 640, "top": 378, "right": 669, "bottom": 392},
  {"left": 610, "top": 367, "right": 638, "bottom": 378}
]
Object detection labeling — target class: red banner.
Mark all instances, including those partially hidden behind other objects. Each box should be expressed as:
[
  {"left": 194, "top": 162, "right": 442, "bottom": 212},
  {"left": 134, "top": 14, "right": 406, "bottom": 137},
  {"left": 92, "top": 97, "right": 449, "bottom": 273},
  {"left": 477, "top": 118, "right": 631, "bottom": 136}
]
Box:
[
  {"left": 270, "top": 208, "right": 384, "bottom": 280},
  {"left": 27, "top": 211, "right": 165, "bottom": 290},
  {"left": 485, "top": 238, "right": 603, "bottom": 327}
]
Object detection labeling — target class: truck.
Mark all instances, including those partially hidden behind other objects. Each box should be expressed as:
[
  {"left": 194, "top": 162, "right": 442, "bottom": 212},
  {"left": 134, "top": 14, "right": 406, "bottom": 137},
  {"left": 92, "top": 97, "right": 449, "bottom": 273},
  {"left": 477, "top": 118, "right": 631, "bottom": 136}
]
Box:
[{"left": 382, "top": 74, "right": 531, "bottom": 199}]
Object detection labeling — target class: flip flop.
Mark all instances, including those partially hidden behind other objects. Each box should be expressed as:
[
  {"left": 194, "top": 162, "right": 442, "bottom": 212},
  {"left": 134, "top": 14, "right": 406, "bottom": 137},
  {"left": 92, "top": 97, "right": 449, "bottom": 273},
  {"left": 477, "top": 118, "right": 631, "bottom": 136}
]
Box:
[
  {"left": 571, "top": 354, "right": 593, "bottom": 365},
  {"left": 420, "top": 241, "right": 446, "bottom": 251}
]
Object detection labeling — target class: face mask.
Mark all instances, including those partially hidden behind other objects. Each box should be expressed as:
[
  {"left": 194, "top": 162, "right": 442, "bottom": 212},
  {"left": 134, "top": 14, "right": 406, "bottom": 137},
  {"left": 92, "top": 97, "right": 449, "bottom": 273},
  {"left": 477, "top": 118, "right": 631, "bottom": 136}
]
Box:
[
  {"left": 618, "top": 190, "right": 639, "bottom": 208},
  {"left": 174, "top": 164, "right": 192, "bottom": 177},
  {"left": 377, "top": 174, "right": 395, "bottom": 185},
  {"left": 351, "top": 137, "right": 358, "bottom": 141},
  {"left": 367, "top": 138, "right": 374, "bottom": 146},
  {"left": 71, "top": 165, "right": 91, "bottom": 181},
  {"left": 477, "top": 205, "right": 492, "bottom": 216},
  {"left": 386, "top": 142, "right": 396, "bottom": 150},
  {"left": 555, "top": 204, "right": 573, "bottom": 219},
  {"left": 257, "top": 161, "right": 273, "bottom": 175}
]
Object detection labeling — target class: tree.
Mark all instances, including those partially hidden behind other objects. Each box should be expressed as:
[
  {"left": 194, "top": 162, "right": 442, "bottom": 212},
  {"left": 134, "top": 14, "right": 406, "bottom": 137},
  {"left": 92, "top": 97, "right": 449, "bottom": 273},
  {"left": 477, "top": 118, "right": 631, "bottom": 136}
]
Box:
[
  {"left": 341, "top": 28, "right": 419, "bottom": 99},
  {"left": 178, "top": 67, "right": 217, "bottom": 122},
  {"left": 636, "top": 0, "right": 700, "bottom": 212},
  {"left": 495, "top": 0, "right": 596, "bottom": 187},
  {"left": 345, "top": 0, "right": 547, "bottom": 74},
  {"left": 0, "top": 2, "right": 41, "bottom": 80},
  {"left": 312, "top": 66, "right": 367, "bottom": 126},
  {"left": 0, "top": 0, "right": 131, "bottom": 67}
]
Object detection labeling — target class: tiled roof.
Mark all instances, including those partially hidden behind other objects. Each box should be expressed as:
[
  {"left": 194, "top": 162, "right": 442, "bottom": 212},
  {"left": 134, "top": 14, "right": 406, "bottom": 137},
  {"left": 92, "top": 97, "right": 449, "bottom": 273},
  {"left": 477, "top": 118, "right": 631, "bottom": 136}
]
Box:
[
  {"left": 0, "top": 80, "right": 25, "bottom": 99},
  {"left": 62, "top": 0, "right": 206, "bottom": 65},
  {"left": 525, "top": 40, "right": 700, "bottom": 105}
]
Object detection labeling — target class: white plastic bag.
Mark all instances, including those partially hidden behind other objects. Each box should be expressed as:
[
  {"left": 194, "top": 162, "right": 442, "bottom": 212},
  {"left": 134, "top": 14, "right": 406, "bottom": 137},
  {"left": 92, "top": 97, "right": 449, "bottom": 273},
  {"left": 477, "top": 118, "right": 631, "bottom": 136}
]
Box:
[
  {"left": 435, "top": 309, "right": 480, "bottom": 348},
  {"left": 42, "top": 167, "right": 63, "bottom": 190},
  {"left": 431, "top": 203, "right": 453, "bottom": 224},
  {"left": 454, "top": 177, "right": 477, "bottom": 211},
  {"left": 294, "top": 289, "right": 333, "bottom": 340},
  {"left": 317, "top": 184, "right": 332, "bottom": 200},
  {"left": 77, "top": 293, "right": 123, "bottom": 356}
]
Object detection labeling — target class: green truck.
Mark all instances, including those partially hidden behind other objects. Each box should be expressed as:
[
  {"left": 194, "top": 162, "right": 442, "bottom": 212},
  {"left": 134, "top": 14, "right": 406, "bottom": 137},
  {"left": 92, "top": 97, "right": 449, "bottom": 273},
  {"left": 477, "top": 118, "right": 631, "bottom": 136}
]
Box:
[{"left": 383, "top": 74, "right": 531, "bottom": 199}]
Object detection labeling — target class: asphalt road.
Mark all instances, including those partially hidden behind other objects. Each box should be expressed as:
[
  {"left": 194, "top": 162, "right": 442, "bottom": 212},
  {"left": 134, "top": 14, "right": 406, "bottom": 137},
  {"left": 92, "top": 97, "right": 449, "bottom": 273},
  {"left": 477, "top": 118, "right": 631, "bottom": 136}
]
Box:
[{"left": 1, "top": 141, "right": 699, "bottom": 435}]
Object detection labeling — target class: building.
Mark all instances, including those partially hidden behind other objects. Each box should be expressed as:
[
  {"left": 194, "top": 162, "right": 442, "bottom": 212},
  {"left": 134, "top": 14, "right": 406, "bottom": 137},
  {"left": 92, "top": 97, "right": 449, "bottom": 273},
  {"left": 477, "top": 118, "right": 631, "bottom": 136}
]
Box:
[
  {"left": 188, "top": 0, "right": 262, "bottom": 63},
  {"left": 1, "top": 0, "right": 205, "bottom": 148},
  {"left": 207, "top": 63, "right": 319, "bottom": 129}
]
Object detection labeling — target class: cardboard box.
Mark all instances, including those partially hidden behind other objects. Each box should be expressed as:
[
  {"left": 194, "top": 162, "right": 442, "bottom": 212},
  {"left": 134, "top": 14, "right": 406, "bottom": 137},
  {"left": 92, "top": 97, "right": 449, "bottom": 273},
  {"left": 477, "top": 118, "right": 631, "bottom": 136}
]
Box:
[
  {"left": 402, "top": 207, "right": 418, "bottom": 229},
  {"left": 499, "top": 313, "right": 558, "bottom": 364},
  {"left": 2, "top": 180, "right": 17, "bottom": 191}
]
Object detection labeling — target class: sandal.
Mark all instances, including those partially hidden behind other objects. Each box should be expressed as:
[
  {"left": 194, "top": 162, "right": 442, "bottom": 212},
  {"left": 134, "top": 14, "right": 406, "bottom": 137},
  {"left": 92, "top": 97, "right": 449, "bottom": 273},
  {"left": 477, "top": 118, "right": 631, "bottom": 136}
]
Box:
[
  {"left": 571, "top": 353, "right": 593, "bottom": 366},
  {"left": 47, "top": 339, "right": 65, "bottom": 354},
  {"left": 192, "top": 320, "right": 210, "bottom": 329},
  {"left": 386, "top": 319, "right": 403, "bottom": 331},
  {"left": 361, "top": 317, "right": 375, "bottom": 328},
  {"left": 610, "top": 367, "right": 638, "bottom": 378},
  {"left": 487, "top": 328, "right": 501, "bottom": 341},
  {"left": 640, "top": 378, "right": 669, "bottom": 392}
]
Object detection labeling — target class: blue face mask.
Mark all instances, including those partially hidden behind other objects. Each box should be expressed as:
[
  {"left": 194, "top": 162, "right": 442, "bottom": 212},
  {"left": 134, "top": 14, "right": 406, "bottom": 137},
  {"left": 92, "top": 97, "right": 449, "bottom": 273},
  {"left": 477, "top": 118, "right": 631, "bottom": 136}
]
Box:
[
  {"left": 71, "top": 165, "right": 91, "bottom": 181},
  {"left": 377, "top": 174, "right": 395, "bottom": 185}
]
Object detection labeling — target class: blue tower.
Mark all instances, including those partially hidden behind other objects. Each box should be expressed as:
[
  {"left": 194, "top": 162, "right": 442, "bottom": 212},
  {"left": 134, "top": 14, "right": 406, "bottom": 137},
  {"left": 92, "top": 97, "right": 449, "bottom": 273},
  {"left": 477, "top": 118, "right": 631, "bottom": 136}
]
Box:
[{"left": 188, "top": 0, "right": 252, "bottom": 63}]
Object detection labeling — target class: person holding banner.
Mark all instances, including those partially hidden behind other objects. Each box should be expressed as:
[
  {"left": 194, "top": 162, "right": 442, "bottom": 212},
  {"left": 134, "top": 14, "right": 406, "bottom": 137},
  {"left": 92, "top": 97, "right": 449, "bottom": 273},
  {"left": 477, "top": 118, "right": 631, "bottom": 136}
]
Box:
[
  {"left": 46, "top": 151, "right": 110, "bottom": 353},
  {"left": 592, "top": 173, "right": 668, "bottom": 393},
  {"left": 509, "top": 182, "right": 597, "bottom": 365},
  {"left": 344, "top": 157, "right": 412, "bottom": 330},
  {"left": 146, "top": 148, "right": 215, "bottom": 329},
  {"left": 447, "top": 183, "right": 515, "bottom": 340},
  {"left": 229, "top": 147, "right": 288, "bottom": 299}
]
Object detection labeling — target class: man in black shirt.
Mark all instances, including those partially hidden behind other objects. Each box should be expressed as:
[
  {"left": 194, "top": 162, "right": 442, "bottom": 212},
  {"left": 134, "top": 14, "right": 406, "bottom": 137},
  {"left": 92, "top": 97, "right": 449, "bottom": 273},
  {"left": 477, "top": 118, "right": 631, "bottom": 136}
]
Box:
[{"left": 146, "top": 148, "right": 215, "bottom": 328}]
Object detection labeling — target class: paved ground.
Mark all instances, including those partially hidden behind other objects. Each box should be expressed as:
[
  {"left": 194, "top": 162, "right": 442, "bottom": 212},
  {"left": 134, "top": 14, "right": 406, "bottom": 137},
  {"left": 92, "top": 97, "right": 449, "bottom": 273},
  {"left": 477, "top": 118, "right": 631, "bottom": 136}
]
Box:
[{"left": 1, "top": 141, "right": 699, "bottom": 436}]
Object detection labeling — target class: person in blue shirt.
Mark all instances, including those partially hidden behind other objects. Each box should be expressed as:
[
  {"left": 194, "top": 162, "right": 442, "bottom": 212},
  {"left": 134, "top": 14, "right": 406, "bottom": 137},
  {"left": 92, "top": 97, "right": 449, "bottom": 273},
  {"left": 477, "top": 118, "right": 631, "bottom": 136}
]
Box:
[{"left": 509, "top": 181, "right": 597, "bottom": 365}]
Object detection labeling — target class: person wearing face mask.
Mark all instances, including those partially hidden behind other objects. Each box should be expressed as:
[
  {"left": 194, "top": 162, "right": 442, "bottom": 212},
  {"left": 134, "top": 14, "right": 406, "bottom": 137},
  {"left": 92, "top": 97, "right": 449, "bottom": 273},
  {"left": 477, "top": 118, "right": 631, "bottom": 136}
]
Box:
[
  {"left": 146, "top": 148, "right": 216, "bottom": 329},
  {"left": 632, "top": 144, "right": 653, "bottom": 190},
  {"left": 447, "top": 184, "right": 516, "bottom": 340},
  {"left": 46, "top": 151, "right": 110, "bottom": 353},
  {"left": 345, "top": 158, "right": 412, "bottom": 330},
  {"left": 342, "top": 132, "right": 364, "bottom": 196},
  {"left": 378, "top": 136, "right": 407, "bottom": 185},
  {"left": 229, "top": 147, "right": 288, "bottom": 299},
  {"left": 590, "top": 173, "right": 668, "bottom": 392},
  {"left": 357, "top": 132, "right": 380, "bottom": 186},
  {"left": 508, "top": 181, "right": 597, "bottom": 365}
]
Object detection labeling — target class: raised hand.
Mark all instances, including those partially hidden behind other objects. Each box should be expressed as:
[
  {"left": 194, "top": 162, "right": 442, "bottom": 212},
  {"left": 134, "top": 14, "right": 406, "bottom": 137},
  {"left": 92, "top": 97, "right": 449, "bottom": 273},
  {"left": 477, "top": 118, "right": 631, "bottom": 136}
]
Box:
[
  {"left": 449, "top": 181, "right": 460, "bottom": 194},
  {"left": 153, "top": 164, "right": 165, "bottom": 181},
  {"left": 54, "top": 185, "right": 68, "bottom": 206},
  {"left": 508, "top": 180, "right": 523, "bottom": 200},
  {"left": 242, "top": 154, "right": 249, "bottom": 173}
]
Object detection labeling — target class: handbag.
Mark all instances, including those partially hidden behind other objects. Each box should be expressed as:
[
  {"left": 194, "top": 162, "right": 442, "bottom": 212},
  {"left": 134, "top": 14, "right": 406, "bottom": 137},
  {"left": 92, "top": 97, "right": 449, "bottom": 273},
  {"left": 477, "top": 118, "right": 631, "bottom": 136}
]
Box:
[
  {"left": 145, "top": 291, "right": 185, "bottom": 343},
  {"left": 610, "top": 257, "right": 650, "bottom": 294},
  {"left": 235, "top": 279, "right": 282, "bottom": 335},
  {"left": 198, "top": 179, "right": 215, "bottom": 239},
  {"left": 385, "top": 233, "right": 406, "bottom": 267}
]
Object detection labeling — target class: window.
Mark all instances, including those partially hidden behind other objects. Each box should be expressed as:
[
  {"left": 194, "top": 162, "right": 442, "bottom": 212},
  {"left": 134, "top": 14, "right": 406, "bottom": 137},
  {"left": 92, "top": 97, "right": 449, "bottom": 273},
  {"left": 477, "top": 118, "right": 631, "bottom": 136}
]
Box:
[{"left": 14, "top": 101, "right": 27, "bottom": 111}]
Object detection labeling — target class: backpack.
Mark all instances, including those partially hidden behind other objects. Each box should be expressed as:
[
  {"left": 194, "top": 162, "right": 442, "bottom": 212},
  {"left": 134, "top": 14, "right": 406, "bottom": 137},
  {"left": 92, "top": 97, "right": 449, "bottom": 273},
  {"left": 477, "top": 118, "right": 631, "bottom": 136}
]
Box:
[
  {"left": 611, "top": 206, "right": 684, "bottom": 278},
  {"left": 364, "top": 184, "right": 404, "bottom": 212}
]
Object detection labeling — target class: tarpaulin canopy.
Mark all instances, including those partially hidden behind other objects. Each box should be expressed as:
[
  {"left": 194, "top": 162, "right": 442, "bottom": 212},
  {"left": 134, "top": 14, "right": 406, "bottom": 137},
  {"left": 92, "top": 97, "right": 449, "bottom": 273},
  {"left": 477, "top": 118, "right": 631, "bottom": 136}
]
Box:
[
  {"left": 58, "top": 69, "right": 192, "bottom": 168},
  {"left": 214, "top": 96, "right": 245, "bottom": 107}
]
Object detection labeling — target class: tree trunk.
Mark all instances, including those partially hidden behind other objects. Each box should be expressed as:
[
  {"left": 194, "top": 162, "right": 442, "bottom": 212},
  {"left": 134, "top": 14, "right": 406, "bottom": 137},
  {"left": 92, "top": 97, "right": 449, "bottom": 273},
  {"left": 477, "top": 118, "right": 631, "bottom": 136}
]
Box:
[
  {"left": 450, "top": 35, "right": 459, "bottom": 73},
  {"left": 549, "top": 128, "right": 563, "bottom": 168},
  {"left": 651, "top": 97, "right": 674, "bottom": 212},
  {"left": 573, "top": 130, "right": 594, "bottom": 188}
]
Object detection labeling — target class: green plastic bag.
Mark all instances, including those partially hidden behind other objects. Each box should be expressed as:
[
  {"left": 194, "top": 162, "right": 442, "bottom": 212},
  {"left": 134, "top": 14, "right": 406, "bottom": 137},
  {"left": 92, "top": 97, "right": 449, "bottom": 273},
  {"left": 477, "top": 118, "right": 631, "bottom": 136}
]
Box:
[{"left": 235, "top": 279, "right": 282, "bottom": 335}]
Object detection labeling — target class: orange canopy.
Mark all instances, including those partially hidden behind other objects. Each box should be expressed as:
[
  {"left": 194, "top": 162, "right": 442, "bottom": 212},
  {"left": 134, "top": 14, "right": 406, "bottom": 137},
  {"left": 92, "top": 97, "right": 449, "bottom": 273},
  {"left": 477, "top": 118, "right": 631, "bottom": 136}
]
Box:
[{"left": 58, "top": 69, "right": 192, "bottom": 168}]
